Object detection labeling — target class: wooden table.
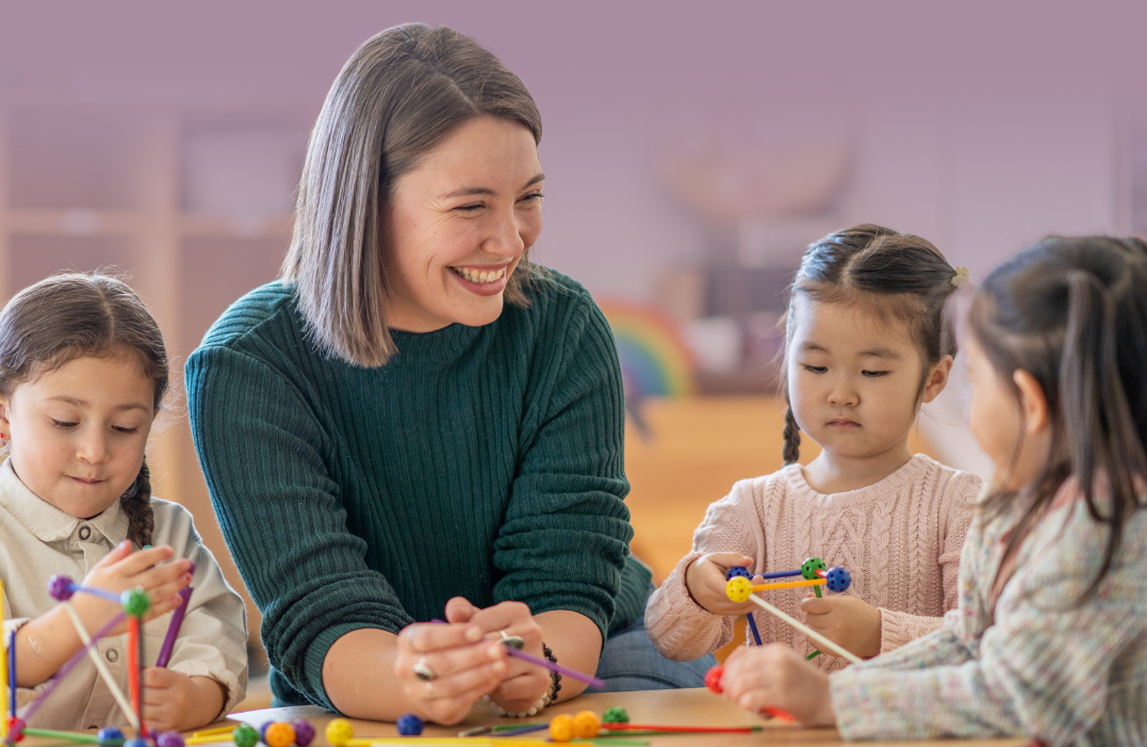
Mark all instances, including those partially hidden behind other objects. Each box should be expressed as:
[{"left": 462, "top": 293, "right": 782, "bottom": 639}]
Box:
[{"left": 225, "top": 688, "right": 1033, "bottom": 746}]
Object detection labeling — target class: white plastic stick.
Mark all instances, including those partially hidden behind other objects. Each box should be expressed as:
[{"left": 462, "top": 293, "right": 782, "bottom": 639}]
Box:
[
  {"left": 64, "top": 602, "right": 139, "bottom": 730},
  {"left": 746, "top": 593, "right": 862, "bottom": 664}
]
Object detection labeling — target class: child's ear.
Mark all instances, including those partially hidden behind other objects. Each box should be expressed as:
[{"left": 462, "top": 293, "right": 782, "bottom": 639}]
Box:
[
  {"left": 920, "top": 355, "right": 954, "bottom": 404},
  {"left": 0, "top": 395, "right": 11, "bottom": 432},
  {"left": 1012, "top": 369, "right": 1049, "bottom": 435}
]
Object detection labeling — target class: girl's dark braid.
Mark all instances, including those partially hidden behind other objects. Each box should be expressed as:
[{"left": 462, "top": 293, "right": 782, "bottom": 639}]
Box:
[
  {"left": 119, "top": 458, "right": 155, "bottom": 548},
  {"left": 782, "top": 403, "right": 801, "bottom": 465}
]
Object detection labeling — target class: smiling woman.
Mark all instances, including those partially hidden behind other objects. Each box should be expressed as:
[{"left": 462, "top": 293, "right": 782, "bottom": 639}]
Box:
[
  {"left": 381, "top": 116, "right": 544, "bottom": 333},
  {"left": 185, "top": 23, "right": 712, "bottom": 728}
]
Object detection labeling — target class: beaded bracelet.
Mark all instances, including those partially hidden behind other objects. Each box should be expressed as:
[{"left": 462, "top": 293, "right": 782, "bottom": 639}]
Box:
[{"left": 485, "top": 644, "right": 562, "bottom": 718}]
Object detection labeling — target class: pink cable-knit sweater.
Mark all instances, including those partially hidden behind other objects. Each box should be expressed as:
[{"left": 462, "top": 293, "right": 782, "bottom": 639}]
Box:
[{"left": 645, "top": 454, "right": 980, "bottom": 671}]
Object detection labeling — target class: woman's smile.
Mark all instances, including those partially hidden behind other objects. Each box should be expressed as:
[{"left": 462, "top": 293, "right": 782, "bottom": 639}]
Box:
[{"left": 449, "top": 263, "right": 513, "bottom": 295}]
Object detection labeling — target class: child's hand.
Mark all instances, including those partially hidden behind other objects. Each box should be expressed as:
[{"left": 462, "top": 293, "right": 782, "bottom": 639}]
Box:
[
  {"left": 799, "top": 593, "right": 882, "bottom": 658},
  {"left": 685, "top": 553, "right": 758, "bottom": 615},
  {"left": 142, "top": 668, "right": 226, "bottom": 732},
  {"left": 719, "top": 643, "right": 835, "bottom": 726},
  {"left": 73, "top": 541, "right": 192, "bottom": 636}
]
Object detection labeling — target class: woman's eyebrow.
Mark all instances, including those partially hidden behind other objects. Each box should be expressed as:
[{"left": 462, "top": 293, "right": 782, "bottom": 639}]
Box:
[{"left": 438, "top": 173, "right": 545, "bottom": 201}]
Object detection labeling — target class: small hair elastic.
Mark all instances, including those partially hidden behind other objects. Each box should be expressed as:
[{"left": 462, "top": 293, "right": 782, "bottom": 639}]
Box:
[{"left": 951, "top": 266, "right": 971, "bottom": 288}]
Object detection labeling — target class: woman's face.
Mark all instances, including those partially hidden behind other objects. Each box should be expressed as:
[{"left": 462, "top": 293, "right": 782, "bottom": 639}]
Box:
[{"left": 382, "top": 116, "right": 544, "bottom": 333}]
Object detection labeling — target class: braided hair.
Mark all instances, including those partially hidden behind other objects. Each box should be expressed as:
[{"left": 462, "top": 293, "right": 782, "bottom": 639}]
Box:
[{"left": 0, "top": 273, "right": 168, "bottom": 546}]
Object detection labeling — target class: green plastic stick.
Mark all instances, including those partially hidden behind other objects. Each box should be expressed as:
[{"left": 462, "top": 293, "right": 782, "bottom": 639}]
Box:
[{"left": 21, "top": 728, "right": 102, "bottom": 744}]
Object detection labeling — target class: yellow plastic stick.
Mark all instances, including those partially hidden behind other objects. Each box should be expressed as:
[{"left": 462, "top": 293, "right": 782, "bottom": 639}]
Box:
[
  {"left": 745, "top": 593, "right": 862, "bottom": 664},
  {"left": 186, "top": 737, "right": 234, "bottom": 745},
  {"left": 750, "top": 578, "right": 826, "bottom": 592},
  {"left": 192, "top": 726, "right": 238, "bottom": 738}
]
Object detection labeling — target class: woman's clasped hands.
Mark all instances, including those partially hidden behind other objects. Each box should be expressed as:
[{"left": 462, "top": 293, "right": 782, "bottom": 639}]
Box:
[{"left": 394, "top": 598, "right": 549, "bottom": 724}]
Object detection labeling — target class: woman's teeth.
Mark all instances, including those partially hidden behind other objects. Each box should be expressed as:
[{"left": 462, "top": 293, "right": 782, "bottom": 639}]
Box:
[{"left": 453, "top": 266, "right": 506, "bottom": 284}]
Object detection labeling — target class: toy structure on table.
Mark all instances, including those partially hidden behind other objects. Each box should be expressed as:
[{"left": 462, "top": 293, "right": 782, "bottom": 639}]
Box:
[
  {"left": 1, "top": 570, "right": 313, "bottom": 747},
  {"left": 724, "top": 557, "right": 853, "bottom": 661}
]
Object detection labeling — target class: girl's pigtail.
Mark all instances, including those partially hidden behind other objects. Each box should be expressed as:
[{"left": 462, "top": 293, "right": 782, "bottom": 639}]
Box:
[
  {"left": 1061, "top": 270, "right": 1145, "bottom": 597},
  {"left": 782, "top": 403, "right": 801, "bottom": 465},
  {"left": 120, "top": 458, "right": 155, "bottom": 549}
]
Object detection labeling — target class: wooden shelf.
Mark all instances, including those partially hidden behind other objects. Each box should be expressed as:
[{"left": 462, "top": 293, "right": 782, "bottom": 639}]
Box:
[
  {"left": 7, "top": 208, "right": 146, "bottom": 236},
  {"left": 0, "top": 102, "right": 303, "bottom": 667},
  {"left": 180, "top": 212, "right": 293, "bottom": 238}
]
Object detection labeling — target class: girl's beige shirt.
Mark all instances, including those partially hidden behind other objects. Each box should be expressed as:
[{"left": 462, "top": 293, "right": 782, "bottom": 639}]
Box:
[{"left": 0, "top": 458, "right": 247, "bottom": 730}]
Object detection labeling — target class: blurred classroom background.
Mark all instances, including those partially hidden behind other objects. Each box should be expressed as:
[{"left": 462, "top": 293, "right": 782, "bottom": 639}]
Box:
[{"left": 2, "top": 0, "right": 1145, "bottom": 705}]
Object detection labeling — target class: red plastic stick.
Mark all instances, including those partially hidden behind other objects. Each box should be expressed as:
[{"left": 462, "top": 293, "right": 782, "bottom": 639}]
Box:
[{"left": 127, "top": 616, "right": 141, "bottom": 730}]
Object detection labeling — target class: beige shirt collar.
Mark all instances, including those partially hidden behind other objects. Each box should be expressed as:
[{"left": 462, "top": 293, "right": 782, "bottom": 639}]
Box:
[{"left": 0, "top": 457, "right": 128, "bottom": 546}]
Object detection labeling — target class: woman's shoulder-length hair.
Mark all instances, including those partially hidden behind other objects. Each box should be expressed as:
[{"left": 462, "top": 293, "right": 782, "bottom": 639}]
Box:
[{"left": 282, "top": 23, "right": 543, "bottom": 368}]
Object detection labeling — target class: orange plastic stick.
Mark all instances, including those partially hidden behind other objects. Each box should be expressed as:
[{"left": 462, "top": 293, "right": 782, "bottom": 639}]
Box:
[{"left": 751, "top": 578, "right": 826, "bottom": 592}]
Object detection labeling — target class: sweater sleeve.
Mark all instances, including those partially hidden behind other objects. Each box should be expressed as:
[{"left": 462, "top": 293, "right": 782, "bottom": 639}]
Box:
[
  {"left": 645, "top": 481, "right": 757, "bottom": 660},
  {"left": 492, "top": 297, "right": 635, "bottom": 641},
  {"left": 877, "top": 471, "right": 980, "bottom": 652},
  {"left": 186, "top": 344, "right": 412, "bottom": 711},
  {"left": 831, "top": 506, "right": 1147, "bottom": 743}
]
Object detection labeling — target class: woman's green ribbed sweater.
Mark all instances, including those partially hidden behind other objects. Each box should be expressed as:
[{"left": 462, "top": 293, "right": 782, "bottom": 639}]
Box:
[{"left": 184, "top": 271, "right": 650, "bottom": 710}]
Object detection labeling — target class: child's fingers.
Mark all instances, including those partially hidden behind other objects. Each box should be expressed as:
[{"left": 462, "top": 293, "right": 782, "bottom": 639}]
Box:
[
  {"left": 142, "top": 591, "right": 188, "bottom": 622},
  {"left": 144, "top": 572, "right": 193, "bottom": 605},
  {"left": 128, "top": 559, "right": 193, "bottom": 593},
  {"left": 91, "top": 540, "right": 134, "bottom": 567},
  {"left": 142, "top": 666, "right": 177, "bottom": 688},
  {"left": 799, "top": 597, "right": 831, "bottom": 615},
  {"left": 701, "top": 552, "right": 754, "bottom": 571},
  {"left": 115, "top": 544, "right": 177, "bottom": 570}
]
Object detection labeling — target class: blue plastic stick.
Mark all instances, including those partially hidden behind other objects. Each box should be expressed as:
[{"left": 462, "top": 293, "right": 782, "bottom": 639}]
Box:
[
  {"left": 7, "top": 630, "right": 14, "bottom": 724},
  {"left": 70, "top": 585, "right": 122, "bottom": 605},
  {"left": 756, "top": 569, "right": 803, "bottom": 580},
  {"left": 745, "top": 613, "right": 763, "bottom": 646}
]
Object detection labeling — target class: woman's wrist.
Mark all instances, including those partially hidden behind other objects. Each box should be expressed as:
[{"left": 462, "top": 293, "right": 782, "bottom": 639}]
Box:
[{"left": 485, "top": 643, "right": 562, "bottom": 717}]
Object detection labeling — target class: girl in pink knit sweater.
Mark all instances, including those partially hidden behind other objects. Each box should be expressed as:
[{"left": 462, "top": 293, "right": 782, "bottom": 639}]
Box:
[
  {"left": 714, "top": 236, "right": 1147, "bottom": 745},
  {"left": 646, "top": 224, "right": 981, "bottom": 669}
]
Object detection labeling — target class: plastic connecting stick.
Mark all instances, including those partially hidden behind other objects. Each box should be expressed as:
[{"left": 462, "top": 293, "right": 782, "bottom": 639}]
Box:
[
  {"left": 21, "top": 728, "right": 102, "bottom": 743},
  {"left": 751, "top": 578, "right": 826, "bottom": 592},
  {"left": 155, "top": 587, "right": 192, "bottom": 668},
  {"left": 745, "top": 613, "right": 763, "bottom": 645},
  {"left": 19, "top": 612, "right": 136, "bottom": 728},
  {"left": 745, "top": 593, "right": 861, "bottom": 664},
  {"left": 62, "top": 604, "right": 138, "bottom": 729},
  {"left": 501, "top": 645, "right": 606, "bottom": 689}
]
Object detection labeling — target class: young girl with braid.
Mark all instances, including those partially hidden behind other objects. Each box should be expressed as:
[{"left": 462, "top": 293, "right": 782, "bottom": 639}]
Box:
[
  {"left": 0, "top": 273, "right": 246, "bottom": 732},
  {"left": 646, "top": 224, "right": 981, "bottom": 668}
]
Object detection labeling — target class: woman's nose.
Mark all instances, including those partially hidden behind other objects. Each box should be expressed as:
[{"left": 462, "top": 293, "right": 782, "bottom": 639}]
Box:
[{"left": 482, "top": 211, "right": 526, "bottom": 257}]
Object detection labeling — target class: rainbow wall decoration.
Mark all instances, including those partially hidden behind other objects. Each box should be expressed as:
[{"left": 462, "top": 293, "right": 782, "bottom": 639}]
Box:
[{"left": 599, "top": 301, "right": 695, "bottom": 398}]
